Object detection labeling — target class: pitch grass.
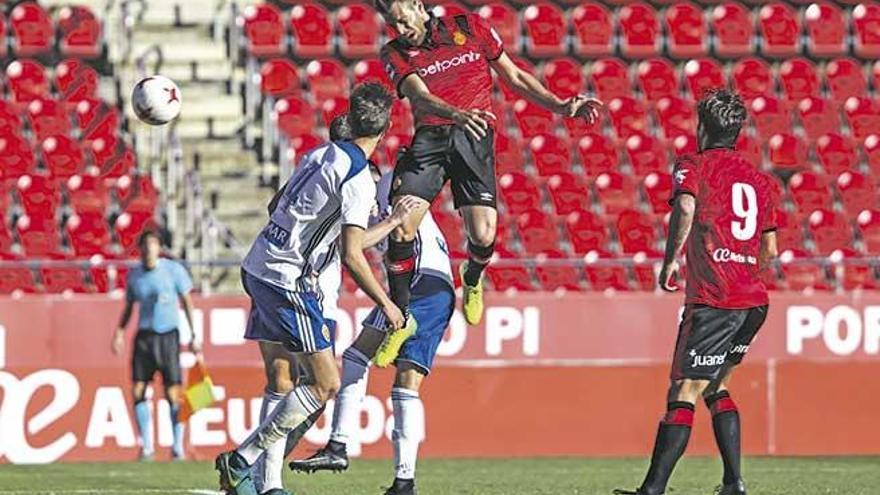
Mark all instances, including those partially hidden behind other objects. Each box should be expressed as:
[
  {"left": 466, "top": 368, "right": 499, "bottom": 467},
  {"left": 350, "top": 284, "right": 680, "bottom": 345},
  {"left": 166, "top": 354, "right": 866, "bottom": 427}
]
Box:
[{"left": 0, "top": 457, "right": 876, "bottom": 495}]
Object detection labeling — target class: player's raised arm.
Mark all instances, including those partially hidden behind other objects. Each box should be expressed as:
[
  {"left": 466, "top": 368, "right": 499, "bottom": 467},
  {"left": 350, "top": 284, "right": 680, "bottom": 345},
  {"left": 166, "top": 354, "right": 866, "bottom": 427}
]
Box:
[
  {"left": 660, "top": 194, "right": 696, "bottom": 292},
  {"left": 398, "top": 75, "right": 496, "bottom": 140},
  {"left": 362, "top": 195, "right": 422, "bottom": 249},
  {"left": 341, "top": 224, "right": 404, "bottom": 330}
]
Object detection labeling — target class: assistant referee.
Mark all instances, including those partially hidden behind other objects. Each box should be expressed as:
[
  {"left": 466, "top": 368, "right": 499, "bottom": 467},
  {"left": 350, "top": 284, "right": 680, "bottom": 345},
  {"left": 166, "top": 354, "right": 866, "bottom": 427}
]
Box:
[{"left": 111, "top": 229, "right": 200, "bottom": 460}]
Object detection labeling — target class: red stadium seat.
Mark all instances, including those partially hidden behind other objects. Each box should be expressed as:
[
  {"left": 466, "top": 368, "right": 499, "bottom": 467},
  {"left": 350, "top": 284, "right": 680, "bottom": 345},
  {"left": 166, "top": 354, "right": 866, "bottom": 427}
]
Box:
[
  {"left": 239, "top": 4, "right": 285, "bottom": 57},
  {"left": 618, "top": 2, "right": 660, "bottom": 57},
  {"left": 117, "top": 175, "right": 159, "bottom": 215},
  {"left": 775, "top": 208, "right": 804, "bottom": 251},
  {"left": 535, "top": 249, "right": 582, "bottom": 291},
  {"left": 115, "top": 212, "right": 155, "bottom": 256},
  {"left": 431, "top": 2, "right": 468, "bottom": 18},
  {"left": 0, "top": 253, "right": 38, "bottom": 294},
  {"left": 759, "top": 3, "right": 800, "bottom": 57},
  {"left": 779, "top": 249, "right": 829, "bottom": 291},
  {"left": 290, "top": 2, "right": 333, "bottom": 58},
  {"left": 571, "top": 2, "right": 614, "bottom": 56},
  {"left": 673, "top": 134, "right": 699, "bottom": 157},
  {"left": 584, "top": 249, "right": 630, "bottom": 291},
  {"left": 789, "top": 171, "right": 831, "bottom": 216},
  {"left": 55, "top": 59, "right": 100, "bottom": 106},
  {"left": 486, "top": 248, "right": 534, "bottom": 292},
  {"left": 0, "top": 12, "right": 6, "bottom": 59},
  {"left": 636, "top": 59, "right": 678, "bottom": 103},
  {"left": 306, "top": 59, "right": 349, "bottom": 103},
  {"left": 378, "top": 133, "right": 410, "bottom": 167},
  {"left": 857, "top": 209, "right": 880, "bottom": 253},
  {"left": 512, "top": 99, "right": 555, "bottom": 138},
  {"left": 804, "top": 2, "right": 847, "bottom": 57},
  {"left": 711, "top": 2, "right": 754, "bottom": 58},
  {"left": 66, "top": 213, "right": 111, "bottom": 257},
  {"left": 260, "top": 59, "right": 300, "bottom": 97},
  {"left": 6, "top": 59, "right": 48, "bottom": 105},
  {"left": 779, "top": 58, "right": 820, "bottom": 102},
  {"left": 529, "top": 134, "right": 571, "bottom": 177},
  {"left": 617, "top": 209, "right": 657, "bottom": 254},
  {"left": 542, "top": 57, "right": 584, "bottom": 99},
  {"left": 41, "top": 135, "right": 84, "bottom": 180},
  {"left": 643, "top": 171, "right": 673, "bottom": 215},
  {"left": 844, "top": 97, "right": 880, "bottom": 140},
  {"left": 0, "top": 134, "right": 37, "bottom": 180},
  {"left": 432, "top": 210, "right": 466, "bottom": 252},
  {"left": 523, "top": 3, "right": 566, "bottom": 57},
  {"left": 389, "top": 99, "right": 414, "bottom": 136},
  {"left": 830, "top": 248, "right": 876, "bottom": 290},
  {"left": 809, "top": 208, "right": 852, "bottom": 255},
  {"left": 632, "top": 251, "right": 659, "bottom": 291},
  {"left": 16, "top": 215, "right": 60, "bottom": 257},
  {"left": 750, "top": 96, "right": 792, "bottom": 140},
  {"left": 321, "top": 96, "right": 349, "bottom": 129},
  {"left": 67, "top": 173, "right": 110, "bottom": 215},
  {"left": 76, "top": 98, "right": 119, "bottom": 139},
  {"left": 40, "top": 258, "right": 91, "bottom": 293},
  {"left": 577, "top": 133, "right": 619, "bottom": 176},
  {"left": 797, "top": 97, "right": 841, "bottom": 141},
  {"left": 499, "top": 172, "right": 542, "bottom": 214},
  {"left": 10, "top": 2, "right": 54, "bottom": 57},
  {"left": 16, "top": 173, "right": 59, "bottom": 218},
  {"left": 274, "top": 96, "right": 317, "bottom": 139},
  {"left": 566, "top": 209, "right": 609, "bottom": 254},
  {"left": 735, "top": 134, "right": 763, "bottom": 167},
  {"left": 625, "top": 132, "right": 668, "bottom": 177},
  {"left": 664, "top": 2, "right": 707, "bottom": 58},
  {"left": 0, "top": 101, "right": 23, "bottom": 134},
  {"left": 547, "top": 172, "right": 590, "bottom": 215},
  {"left": 27, "top": 98, "right": 70, "bottom": 141},
  {"left": 478, "top": 3, "right": 520, "bottom": 49},
  {"left": 826, "top": 58, "right": 867, "bottom": 105},
  {"left": 495, "top": 132, "right": 526, "bottom": 175},
  {"left": 352, "top": 59, "right": 391, "bottom": 89},
  {"left": 589, "top": 58, "right": 631, "bottom": 102},
  {"left": 57, "top": 6, "right": 102, "bottom": 58},
  {"left": 595, "top": 172, "right": 637, "bottom": 217},
  {"left": 516, "top": 209, "right": 560, "bottom": 254},
  {"left": 655, "top": 96, "right": 696, "bottom": 139},
  {"left": 683, "top": 58, "right": 725, "bottom": 100},
  {"left": 837, "top": 170, "right": 877, "bottom": 216},
  {"left": 338, "top": 3, "right": 381, "bottom": 58},
  {"left": 865, "top": 135, "right": 880, "bottom": 176},
  {"left": 853, "top": 3, "right": 880, "bottom": 58},
  {"left": 607, "top": 96, "right": 649, "bottom": 139},
  {"left": 731, "top": 58, "right": 773, "bottom": 101},
  {"left": 816, "top": 133, "right": 857, "bottom": 175}
]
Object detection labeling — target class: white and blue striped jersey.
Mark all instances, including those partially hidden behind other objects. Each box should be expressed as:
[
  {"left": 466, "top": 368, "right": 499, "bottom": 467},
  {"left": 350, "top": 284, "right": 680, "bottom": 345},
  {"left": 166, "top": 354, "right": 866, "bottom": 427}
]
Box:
[{"left": 242, "top": 141, "right": 376, "bottom": 293}]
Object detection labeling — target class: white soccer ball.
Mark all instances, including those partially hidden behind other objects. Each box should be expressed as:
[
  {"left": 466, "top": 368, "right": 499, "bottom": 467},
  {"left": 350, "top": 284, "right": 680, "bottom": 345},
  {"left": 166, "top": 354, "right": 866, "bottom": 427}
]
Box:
[{"left": 131, "top": 75, "right": 182, "bottom": 125}]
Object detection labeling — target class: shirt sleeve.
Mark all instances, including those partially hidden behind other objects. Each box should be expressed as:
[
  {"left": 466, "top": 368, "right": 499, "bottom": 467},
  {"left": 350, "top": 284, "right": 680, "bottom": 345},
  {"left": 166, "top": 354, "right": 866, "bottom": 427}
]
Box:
[
  {"left": 470, "top": 14, "right": 504, "bottom": 60},
  {"left": 340, "top": 170, "right": 376, "bottom": 229},
  {"left": 761, "top": 175, "right": 780, "bottom": 233},
  {"left": 173, "top": 262, "right": 194, "bottom": 295},
  {"left": 125, "top": 274, "right": 136, "bottom": 303},
  {"left": 380, "top": 44, "right": 417, "bottom": 99},
  {"left": 669, "top": 155, "right": 700, "bottom": 204}
]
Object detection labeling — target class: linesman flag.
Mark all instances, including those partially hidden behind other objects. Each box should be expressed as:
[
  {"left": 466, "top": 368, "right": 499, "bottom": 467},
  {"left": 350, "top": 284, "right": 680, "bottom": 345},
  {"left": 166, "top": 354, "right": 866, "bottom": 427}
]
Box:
[{"left": 178, "top": 358, "right": 216, "bottom": 422}]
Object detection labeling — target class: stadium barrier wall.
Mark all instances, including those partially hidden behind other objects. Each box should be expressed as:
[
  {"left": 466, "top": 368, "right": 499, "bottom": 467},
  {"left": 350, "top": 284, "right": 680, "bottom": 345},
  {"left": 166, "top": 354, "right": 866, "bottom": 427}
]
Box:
[{"left": 1, "top": 292, "right": 879, "bottom": 463}]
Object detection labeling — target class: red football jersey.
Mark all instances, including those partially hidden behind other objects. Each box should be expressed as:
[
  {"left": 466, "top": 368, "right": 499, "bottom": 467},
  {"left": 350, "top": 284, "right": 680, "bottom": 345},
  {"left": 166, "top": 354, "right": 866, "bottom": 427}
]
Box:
[
  {"left": 381, "top": 13, "right": 503, "bottom": 128},
  {"left": 671, "top": 149, "right": 778, "bottom": 309}
]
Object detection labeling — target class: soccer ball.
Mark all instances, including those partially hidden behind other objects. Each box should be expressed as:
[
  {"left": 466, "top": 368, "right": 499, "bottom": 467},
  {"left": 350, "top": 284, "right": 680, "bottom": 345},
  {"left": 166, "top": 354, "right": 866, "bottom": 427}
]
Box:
[{"left": 131, "top": 75, "right": 182, "bottom": 125}]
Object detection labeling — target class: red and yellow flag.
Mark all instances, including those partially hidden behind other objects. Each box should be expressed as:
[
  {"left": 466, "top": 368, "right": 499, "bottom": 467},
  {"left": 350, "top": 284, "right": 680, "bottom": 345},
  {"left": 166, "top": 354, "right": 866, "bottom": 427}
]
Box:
[{"left": 178, "top": 359, "right": 217, "bottom": 422}]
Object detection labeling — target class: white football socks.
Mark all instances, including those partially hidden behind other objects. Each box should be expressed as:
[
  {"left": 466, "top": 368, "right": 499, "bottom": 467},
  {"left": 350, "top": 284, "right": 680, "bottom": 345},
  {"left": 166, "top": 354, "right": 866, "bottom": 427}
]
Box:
[
  {"left": 391, "top": 387, "right": 424, "bottom": 480},
  {"left": 329, "top": 347, "right": 371, "bottom": 446},
  {"left": 237, "top": 385, "right": 322, "bottom": 465},
  {"left": 254, "top": 389, "right": 286, "bottom": 492}
]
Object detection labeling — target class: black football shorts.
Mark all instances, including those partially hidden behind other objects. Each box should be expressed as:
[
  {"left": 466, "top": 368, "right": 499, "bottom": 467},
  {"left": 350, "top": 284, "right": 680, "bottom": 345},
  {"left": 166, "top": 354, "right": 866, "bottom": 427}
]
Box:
[
  {"left": 670, "top": 304, "right": 768, "bottom": 381},
  {"left": 391, "top": 125, "right": 497, "bottom": 209},
  {"left": 132, "top": 329, "right": 182, "bottom": 385}
]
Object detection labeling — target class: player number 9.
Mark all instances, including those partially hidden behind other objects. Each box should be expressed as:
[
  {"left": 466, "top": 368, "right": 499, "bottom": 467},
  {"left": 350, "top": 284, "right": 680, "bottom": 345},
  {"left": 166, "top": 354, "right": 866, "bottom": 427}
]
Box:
[{"left": 731, "top": 182, "right": 757, "bottom": 241}]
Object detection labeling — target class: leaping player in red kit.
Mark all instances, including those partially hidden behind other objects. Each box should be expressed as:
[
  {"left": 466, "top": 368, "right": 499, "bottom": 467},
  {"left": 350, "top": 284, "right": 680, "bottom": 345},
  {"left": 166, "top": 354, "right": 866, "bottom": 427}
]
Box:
[
  {"left": 615, "top": 90, "right": 779, "bottom": 495},
  {"left": 371, "top": 0, "right": 603, "bottom": 367}
]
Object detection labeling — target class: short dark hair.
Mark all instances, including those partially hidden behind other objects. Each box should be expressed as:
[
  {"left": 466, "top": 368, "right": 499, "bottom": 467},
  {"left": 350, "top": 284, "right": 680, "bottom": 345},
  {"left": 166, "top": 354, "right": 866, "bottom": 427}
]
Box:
[
  {"left": 329, "top": 113, "right": 352, "bottom": 141},
  {"left": 374, "top": 0, "right": 414, "bottom": 16},
  {"left": 697, "top": 89, "right": 747, "bottom": 142},
  {"left": 138, "top": 229, "right": 161, "bottom": 248},
  {"left": 348, "top": 82, "right": 393, "bottom": 139}
]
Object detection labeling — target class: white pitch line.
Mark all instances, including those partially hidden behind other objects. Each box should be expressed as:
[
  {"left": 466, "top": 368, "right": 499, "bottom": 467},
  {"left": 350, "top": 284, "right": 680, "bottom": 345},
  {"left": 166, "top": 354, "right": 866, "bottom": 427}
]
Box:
[{"left": 0, "top": 489, "right": 222, "bottom": 495}]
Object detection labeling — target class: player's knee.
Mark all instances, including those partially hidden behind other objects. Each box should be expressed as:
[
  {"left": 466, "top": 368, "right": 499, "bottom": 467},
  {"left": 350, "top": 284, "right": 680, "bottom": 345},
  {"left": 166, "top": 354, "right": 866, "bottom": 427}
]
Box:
[
  {"left": 391, "top": 223, "right": 417, "bottom": 243},
  {"left": 132, "top": 383, "right": 146, "bottom": 402},
  {"left": 468, "top": 223, "right": 496, "bottom": 247},
  {"left": 312, "top": 375, "right": 340, "bottom": 403},
  {"left": 266, "top": 363, "right": 295, "bottom": 394},
  {"left": 673, "top": 379, "right": 709, "bottom": 403}
]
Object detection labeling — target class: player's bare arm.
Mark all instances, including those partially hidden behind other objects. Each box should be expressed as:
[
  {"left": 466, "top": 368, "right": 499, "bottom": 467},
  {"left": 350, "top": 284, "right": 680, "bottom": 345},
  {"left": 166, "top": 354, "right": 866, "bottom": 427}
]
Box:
[
  {"left": 660, "top": 194, "right": 696, "bottom": 292},
  {"left": 112, "top": 299, "right": 134, "bottom": 355},
  {"left": 490, "top": 52, "right": 602, "bottom": 124},
  {"left": 399, "top": 75, "right": 496, "bottom": 140},
  {"left": 179, "top": 292, "right": 201, "bottom": 354},
  {"left": 341, "top": 224, "right": 405, "bottom": 330},
  {"left": 759, "top": 230, "right": 778, "bottom": 271},
  {"left": 362, "top": 195, "right": 421, "bottom": 248}
]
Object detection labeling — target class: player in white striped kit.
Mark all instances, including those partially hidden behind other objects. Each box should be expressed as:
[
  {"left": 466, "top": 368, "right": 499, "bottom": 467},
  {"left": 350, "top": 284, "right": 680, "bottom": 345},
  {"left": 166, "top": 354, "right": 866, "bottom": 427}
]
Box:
[
  {"left": 290, "top": 164, "right": 455, "bottom": 495},
  {"left": 215, "top": 84, "right": 416, "bottom": 495}
]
